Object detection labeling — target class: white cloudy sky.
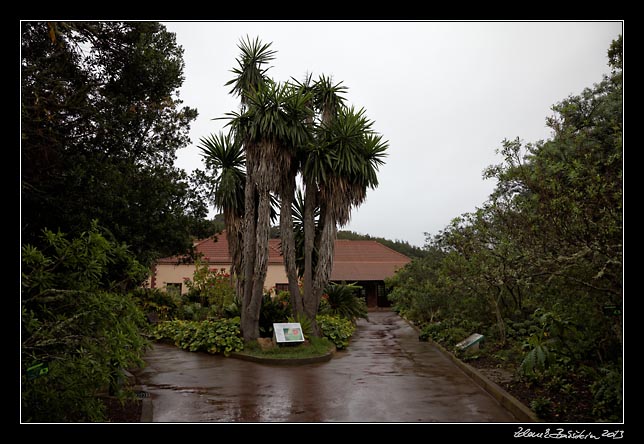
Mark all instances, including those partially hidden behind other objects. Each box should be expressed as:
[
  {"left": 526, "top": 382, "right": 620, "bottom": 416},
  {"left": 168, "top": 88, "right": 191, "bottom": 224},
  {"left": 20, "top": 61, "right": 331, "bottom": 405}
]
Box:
[{"left": 164, "top": 21, "right": 622, "bottom": 247}]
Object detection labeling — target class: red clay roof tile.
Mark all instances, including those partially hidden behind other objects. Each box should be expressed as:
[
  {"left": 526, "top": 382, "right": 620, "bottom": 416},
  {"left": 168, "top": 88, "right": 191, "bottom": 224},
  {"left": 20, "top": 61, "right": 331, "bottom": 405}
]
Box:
[{"left": 157, "top": 231, "right": 411, "bottom": 281}]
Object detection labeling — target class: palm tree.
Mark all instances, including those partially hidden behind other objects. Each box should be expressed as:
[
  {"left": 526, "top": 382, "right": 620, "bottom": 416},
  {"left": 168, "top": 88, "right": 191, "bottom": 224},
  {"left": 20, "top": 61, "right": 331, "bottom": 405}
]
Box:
[
  {"left": 299, "top": 75, "right": 347, "bottom": 330},
  {"left": 305, "top": 105, "right": 388, "bottom": 333},
  {"left": 219, "top": 37, "right": 387, "bottom": 340},
  {"left": 224, "top": 36, "right": 277, "bottom": 341},
  {"left": 226, "top": 73, "right": 311, "bottom": 341},
  {"left": 198, "top": 132, "right": 245, "bottom": 293},
  {"left": 225, "top": 35, "right": 276, "bottom": 108},
  {"left": 276, "top": 83, "right": 313, "bottom": 317}
]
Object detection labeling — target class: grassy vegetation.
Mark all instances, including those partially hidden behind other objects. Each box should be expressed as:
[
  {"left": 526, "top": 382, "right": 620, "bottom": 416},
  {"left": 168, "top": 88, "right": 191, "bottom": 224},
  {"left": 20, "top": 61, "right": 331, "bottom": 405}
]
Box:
[{"left": 237, "top": 337, "right": 335, "bottom": 360}]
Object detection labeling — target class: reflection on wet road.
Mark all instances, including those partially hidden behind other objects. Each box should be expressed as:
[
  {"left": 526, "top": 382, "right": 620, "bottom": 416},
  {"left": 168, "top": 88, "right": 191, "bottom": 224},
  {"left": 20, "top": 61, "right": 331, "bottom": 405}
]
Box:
[{"left": 134, "top": 311, "right": 518, "bottom": 422}]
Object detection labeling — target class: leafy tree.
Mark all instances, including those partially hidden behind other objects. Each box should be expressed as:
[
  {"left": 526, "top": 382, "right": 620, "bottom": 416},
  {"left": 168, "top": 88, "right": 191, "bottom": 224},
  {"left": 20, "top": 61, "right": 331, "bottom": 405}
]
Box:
[
  {"left": 387, "top": 35, "right": 622, "bottom": 421},
  {"left": 21, "top": 21, "right": 200, "bottom": 266},
  {"left": 21, "top": 222, "right": 149, "bottom": 422}
]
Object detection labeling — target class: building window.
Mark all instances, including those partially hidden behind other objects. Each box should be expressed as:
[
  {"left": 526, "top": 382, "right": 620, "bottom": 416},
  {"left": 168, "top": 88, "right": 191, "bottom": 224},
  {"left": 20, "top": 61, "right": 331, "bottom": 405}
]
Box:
[
  {"left": 275, "top": 283, "right": 289, "bottom": 293},
  {"left": 166, "top": 282, "right": 182, "bottom": 297},
  {"left": 376, "top": 283, "right": 385, "bottom": 299}
]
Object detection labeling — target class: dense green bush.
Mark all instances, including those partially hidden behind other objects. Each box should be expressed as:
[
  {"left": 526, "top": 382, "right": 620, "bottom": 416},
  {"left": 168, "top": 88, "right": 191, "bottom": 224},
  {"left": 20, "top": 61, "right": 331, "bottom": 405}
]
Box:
[
  {"left": 288, "top": 313, "right": 314, "bottom": 339},
  {"left": 319, "top": 283, "right": 368, "bottom": 323},
  {"left": 590, "top": 361, "right": 623, "bottom": 422},
  {"left": 21, "top": 223, "right": 149, "bottom": 422},
  {"left": 259, "top": 292, "right": 292, "bottom": 337},
  {"left": 317, "top": 314, "right": 355, "bottom": 350},
  {"left": 419, "top": 318, "right": 484, "bottom": 348},
  {"left": 131, "top": 287, "right": 179, "bottom": 321},
  {"left": 182, "top": 260, "right": 236, "bottom": 317},
  {"left": 154, "top": 318, "right": 244, "bottom": 356}
]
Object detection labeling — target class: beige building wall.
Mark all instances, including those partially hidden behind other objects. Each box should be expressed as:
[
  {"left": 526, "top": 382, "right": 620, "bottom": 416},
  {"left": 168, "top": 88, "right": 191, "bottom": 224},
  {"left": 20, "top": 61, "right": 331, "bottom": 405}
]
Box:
[
  {"left": 150, "top": 262, "right": 287, "bottom": 295},
  {"left": 265, "top": 264, "right": 288, "bottom": 292}
]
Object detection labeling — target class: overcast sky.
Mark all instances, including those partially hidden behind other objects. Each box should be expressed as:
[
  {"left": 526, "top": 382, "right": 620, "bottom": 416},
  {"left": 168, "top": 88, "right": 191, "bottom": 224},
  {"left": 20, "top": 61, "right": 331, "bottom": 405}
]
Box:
[{"left": 164, "top": 21, "right": 622, "bottom": 247}]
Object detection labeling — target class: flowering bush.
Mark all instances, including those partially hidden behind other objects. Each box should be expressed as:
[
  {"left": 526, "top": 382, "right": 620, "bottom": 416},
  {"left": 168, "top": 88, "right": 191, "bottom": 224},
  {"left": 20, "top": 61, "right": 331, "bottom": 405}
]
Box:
[{"left": 183, "top": 258, "right": 235, "bottom": 317}]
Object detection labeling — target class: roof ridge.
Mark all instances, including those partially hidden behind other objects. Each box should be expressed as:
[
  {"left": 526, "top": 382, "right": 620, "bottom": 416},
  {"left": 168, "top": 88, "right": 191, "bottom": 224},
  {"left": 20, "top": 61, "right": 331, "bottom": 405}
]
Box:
[
  {"left": 335, "top": 238, "right": 412, "bottom": 261},
  {"left": 371, "top": 241, "right": 413, "bottom": 261}
]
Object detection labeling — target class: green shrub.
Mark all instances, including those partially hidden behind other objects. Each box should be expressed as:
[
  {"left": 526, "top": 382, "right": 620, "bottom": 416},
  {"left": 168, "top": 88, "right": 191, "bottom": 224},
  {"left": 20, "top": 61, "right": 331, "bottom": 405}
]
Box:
[
  {"left": 21, "top": 223, "right": 149, "bottom": 422},
  {"left": 320, "top": 283, "right": 368, "bottom": 323},
  {"left": 590, "top": 362, "right": 623, "bottom": 422},
  {"left": 288, "top": 313, "right": 314, "bottom": 339},
  {"left": 154, "top": 318, "right": 244, "bottom": 356},
  {"left": 131, "top": 287, "right": 179, "bottom": 321},
  {"left": 182, "top": 259, "right": 235, "bottom": 316},
  {"left": 176, "top": 301, "right": 220, "bottom": 321},
  {"left": 223, "top": 295, "right": 241, "bottom": 318},
  {"left": 317, "top": 314, "right": 355, "bottom": 350},
  {"left": 259, "top": 292, "right": 292, "bottom": 337},
  {"left": 530, "top": 397, "right": 553, "bottom": 418},
  {"left": 419, "top": 318, "right": 483, "bottom": 348}
]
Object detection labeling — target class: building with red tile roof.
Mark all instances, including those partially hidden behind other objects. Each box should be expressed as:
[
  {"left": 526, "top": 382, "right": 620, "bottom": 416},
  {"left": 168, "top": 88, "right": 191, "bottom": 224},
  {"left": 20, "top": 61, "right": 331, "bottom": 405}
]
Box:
[{"left": 148, "top": 231, "right": 411, "bottom": 307}]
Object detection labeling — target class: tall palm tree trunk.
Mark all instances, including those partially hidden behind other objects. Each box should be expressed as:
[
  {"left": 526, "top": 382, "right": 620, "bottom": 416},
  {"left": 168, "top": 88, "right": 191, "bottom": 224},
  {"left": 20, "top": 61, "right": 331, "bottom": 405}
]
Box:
[
  {"left": 224, "top": 210, "right": 243, "bottom": 290},
  {"left": 307, "top": 202, "right": 337, "bottom": 336},
  {"left": 248, "top": 186, "right": 271, "bottom": 340},
  {"left": 303, "top": 176, "right": 316, "bottom": 323},
  {"left": 280, "top": 174, "right": 304, "bottom": 316},
  {"left": 241, "top": 169, "right": 258, "bottom": 341}
]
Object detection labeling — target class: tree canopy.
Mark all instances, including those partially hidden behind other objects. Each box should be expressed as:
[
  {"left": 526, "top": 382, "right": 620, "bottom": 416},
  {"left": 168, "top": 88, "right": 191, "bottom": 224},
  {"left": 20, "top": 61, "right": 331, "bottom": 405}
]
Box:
[
  {"left": 21, "top": 22, "right": 202, "bottom": 266},
  {"left": 387, "top": 35, "right": 622, "bottom": 422}
]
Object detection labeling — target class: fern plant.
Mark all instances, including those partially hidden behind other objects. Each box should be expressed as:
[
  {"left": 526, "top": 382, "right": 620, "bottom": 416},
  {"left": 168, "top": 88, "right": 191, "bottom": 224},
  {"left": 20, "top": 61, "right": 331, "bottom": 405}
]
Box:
[
  {"left": 520, "top": 333, "right": 556, "bottom": 377},
  {"left": 288, "top": 313, "right": 313, "bottom": 339},
  {"left": 320, "top": 283, "right": 368, "bottom": 323}
]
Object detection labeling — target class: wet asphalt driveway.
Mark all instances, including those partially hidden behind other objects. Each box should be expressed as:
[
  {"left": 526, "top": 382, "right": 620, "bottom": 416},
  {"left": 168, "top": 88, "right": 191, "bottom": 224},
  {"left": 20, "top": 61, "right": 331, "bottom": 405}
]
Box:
[{"left": 134, "top": 311, "right": 518, "bottom": 422}]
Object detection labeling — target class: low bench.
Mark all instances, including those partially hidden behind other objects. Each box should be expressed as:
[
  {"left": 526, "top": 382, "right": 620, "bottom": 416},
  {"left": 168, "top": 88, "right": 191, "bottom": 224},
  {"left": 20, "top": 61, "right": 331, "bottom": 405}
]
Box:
[{"left": 456, "top": 333, "right": 484, "bottom": 352}]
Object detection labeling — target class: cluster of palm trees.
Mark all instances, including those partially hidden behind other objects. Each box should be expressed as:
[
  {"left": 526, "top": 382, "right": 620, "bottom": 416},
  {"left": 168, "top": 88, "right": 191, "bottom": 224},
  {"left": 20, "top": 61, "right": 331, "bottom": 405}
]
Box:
[{"left": 199, "top": 36, "right": 388, "bottom": 341}]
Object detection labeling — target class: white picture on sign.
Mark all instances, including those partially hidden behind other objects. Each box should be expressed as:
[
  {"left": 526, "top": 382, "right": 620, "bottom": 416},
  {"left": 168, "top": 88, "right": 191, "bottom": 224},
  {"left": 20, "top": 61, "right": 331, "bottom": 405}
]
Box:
[{"left": 273, "top": 322, "right": 305, "bottom": 343}]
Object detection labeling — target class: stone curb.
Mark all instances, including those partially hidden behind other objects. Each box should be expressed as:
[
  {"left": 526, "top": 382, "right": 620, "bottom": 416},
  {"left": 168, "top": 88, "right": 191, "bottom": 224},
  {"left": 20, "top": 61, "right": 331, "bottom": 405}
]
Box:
[
  {"left": 401, "top": 317, "right": 540, "bottom": 423},
  {"left": 126, "top": 368, "right": 153, "bottom": 422},
  {"left": 139, "top": 390, "right": 153, "bottom": 422},
  {"left": 229, "top": 350, "right": 334, "bottom": 366}
]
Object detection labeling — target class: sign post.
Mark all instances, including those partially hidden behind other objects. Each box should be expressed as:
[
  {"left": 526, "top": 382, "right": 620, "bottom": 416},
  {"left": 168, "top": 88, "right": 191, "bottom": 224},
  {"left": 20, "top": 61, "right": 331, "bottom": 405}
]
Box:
[{"left": 273, "top": 322, "right": 305, "bottom": 345}]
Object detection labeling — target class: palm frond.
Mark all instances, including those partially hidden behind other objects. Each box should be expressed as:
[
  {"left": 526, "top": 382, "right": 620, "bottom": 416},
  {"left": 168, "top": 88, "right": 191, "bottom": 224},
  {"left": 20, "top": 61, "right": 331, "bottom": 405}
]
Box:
[
  {"left": 197, "top": 132, "right": 246, "bottom": 215},
  {"left": 226, "top": 36, "right": 277, "bottom": 101}
]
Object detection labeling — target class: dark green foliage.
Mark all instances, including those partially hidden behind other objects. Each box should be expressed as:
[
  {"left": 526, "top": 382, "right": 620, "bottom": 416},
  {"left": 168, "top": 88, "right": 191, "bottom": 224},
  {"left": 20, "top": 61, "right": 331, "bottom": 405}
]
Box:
[
  {"left": 21, "top": 223, "right": 149, "bottom": 422},
  {"left": 21, "top": 21, "right": 201, "bottom": 266},
  {"left": 386, "top": 246, "right": 447, "bottom": 324},
  {"left": 176, "top": 302, "right": 217, "bottom": 321},
  {"left": 288, "top": 313, "right": 314, "bottom": 339},
  {"left": 530, "top": 397, "right": 553, "bottom": 419},
  {"left": 223, "top": 295, "right": 242, "bottom": 319},
  {"left": 319, "top": 283, "right": 368, "bottom": 323},
  {"left": 419, "top": 319, "right": 483, "bottom": 348},
  {"left": 182, "top": 261, "right": 236, "bottom": 317},
  {"left": 386, "top": 36, "right": 622, "bottom": 422},
  {"left": 590, "top": 361, "right": 623, "bottom": 422},
  {"left": 259, "top": 292, "right": 293, "bottom": 338},
  {"left": 317, "top": 315, "right": 355, "bottom": 349},
  {"left": 154, "top": 319, "right": 244, "bottom": 356},
  {"left": 131, "top": 287, "right": 179, "bottom": 321}
]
